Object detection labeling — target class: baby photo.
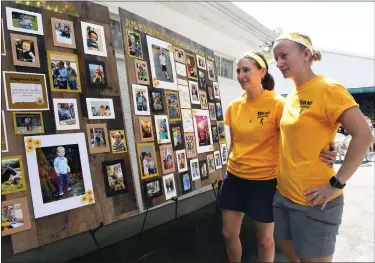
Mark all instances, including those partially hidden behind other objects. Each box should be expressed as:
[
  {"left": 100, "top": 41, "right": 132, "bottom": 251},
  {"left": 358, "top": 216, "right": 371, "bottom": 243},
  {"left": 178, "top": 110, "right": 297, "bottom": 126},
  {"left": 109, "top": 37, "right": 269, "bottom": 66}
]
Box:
[
  {"left": 211, "top": 125, "right": 219, "bottom": 143},
  {"left": 180, "top": 173, "right": 192, "bottom": 194},
  {"left": 173, "top": 46, "right": 185, "bottom": 64},
  {"left": 184, "top": 133, "right": 197, "bottom": 158},
  {"left": 176, "top": 149, "right": 188, "bottom": 173},
  {"left": 87, "top": 98, "right": 115, "bottom": 119},
  {"left": 209, "top": 103, "right": 217, "bottom": 120},
  {"left": 103, "top": 160, "right": 127, "bottom": 196},
  {"left": 213, "top": 82, "right": 221, "bottom": 99},
  {"left": 207, "top": 60, "right": 216, "bottom": 81},
  {"left": 207, "top": 153, "right": 216, "bottom": 174},
  {"left": 159, "top": 144, "right": 175, "bottom": 174},
  {"left": 197, "top": 55, "right": 206, "bottom": 70},
  {"left": 137, "top": 143, "right": 159, "bottom": 179},
  {"left": 221, "top": 143, "right": 228, "bottom": 164},
  {"left": 198, "top": 70, "right": 207, "bottom": 89},
  {"left": 190, "top": 159, "right": 200, "bottom": 181},
  {"left": 214, "top": 151, "right": 222, "bottom": 169},
  {"left": 216, "top": 102, "right": 223, "bottom": 121},
  {"left": 13, "top": 112, "right": 44, "bottom": 135},
  {"left": 217, "top": 122, "right": 226, "bottom": 143},
  {"left": 134, "top": 59, "right": 150, "bottom": 85},
  {"left": 87, "top": 124, "right": 110, "bottom": 154},
  {"left": 163, "top": 173, "right": 177, "bottom": 200},
  {"left": 10, "top": 34, "right": 40, "bottom": 67},
  {"left": 126, "top": 30, "right": 143, "bottom": 59},
  {"left": 139, "top": 117, "right": 154, "bottom": 142},
  {"left": 171, "top": 124, "right": 184, "bottom": 150},
  {"left": 151, "top": 89, "right": 164, "bottom": 113},
  {"left": 186, "top": 53, "right": 198, "bottom": 80},
  {"left": 1, "top": 156, "right": 26, "bottom": 195},
  {"left": 1, "top": 197, "right": 31, "bottom": 236},
  {"left": 81, "top": 21, "right": 107, "bottom": 57},
  {"left": 6, "top": 7, "right": 43, "bottom": 35},
  {"left": 165, "top": 91, "right": 181, "bottom": 122},
  {"left": 199, "top": 160, "right": 208, "bottom": 180},
  {"left": 86, "top": 61, "right": 106, "bottom": 87},
  {"left": 132, "top": 84, "right": 150, "bottom": 116},
  {"left": 189, "top": 81, "right": 200, "bottom": 105},
  {"left": 109, "top": 130, "right": 127, "bottom": 154},
  {"left": 51, "top": 18, "right": 76, "bottom": 49},
  {"left": 154, "top": 115, "right": 171, "bottom": 144},
  {"left": 199, "top": 90, "right": 208, "bottom": 110},
  {"left": 53, "top": 99, "right": 80, "bottom": 131},
  {"left": 208, "top": 87, "right": 214, "bottom": 101}
]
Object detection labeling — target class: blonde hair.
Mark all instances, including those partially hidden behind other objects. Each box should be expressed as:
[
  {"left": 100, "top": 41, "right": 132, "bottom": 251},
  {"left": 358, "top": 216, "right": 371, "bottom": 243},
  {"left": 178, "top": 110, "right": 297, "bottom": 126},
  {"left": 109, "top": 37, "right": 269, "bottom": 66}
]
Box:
[{"left": 292, "top": 32, "right": 322, "bottom": 62}]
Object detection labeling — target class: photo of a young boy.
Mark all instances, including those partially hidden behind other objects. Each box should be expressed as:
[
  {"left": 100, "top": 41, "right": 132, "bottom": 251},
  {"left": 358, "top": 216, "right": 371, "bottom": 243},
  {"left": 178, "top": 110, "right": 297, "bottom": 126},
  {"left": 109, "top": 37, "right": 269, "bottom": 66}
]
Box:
[{"left": 54, "top": 146, "right": 71, "bottom": 196}]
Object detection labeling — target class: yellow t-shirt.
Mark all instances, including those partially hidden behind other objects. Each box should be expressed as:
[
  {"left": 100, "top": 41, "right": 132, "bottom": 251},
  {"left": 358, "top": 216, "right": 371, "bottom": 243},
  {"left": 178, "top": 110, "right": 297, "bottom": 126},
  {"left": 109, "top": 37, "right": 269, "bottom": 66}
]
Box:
[
  {"left": 225, "top": 90, "right": 285, "bottom": 180},
  {"left": 278, "top": 75, "right": 358, "bottom": 205}
]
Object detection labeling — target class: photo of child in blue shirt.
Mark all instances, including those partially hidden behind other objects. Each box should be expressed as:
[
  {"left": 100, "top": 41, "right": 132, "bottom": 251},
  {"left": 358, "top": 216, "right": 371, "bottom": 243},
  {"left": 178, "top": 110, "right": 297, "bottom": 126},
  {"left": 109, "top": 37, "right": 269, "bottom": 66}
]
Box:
[{"left": 53, "top": 146, "right": 71, "bottom": 196}]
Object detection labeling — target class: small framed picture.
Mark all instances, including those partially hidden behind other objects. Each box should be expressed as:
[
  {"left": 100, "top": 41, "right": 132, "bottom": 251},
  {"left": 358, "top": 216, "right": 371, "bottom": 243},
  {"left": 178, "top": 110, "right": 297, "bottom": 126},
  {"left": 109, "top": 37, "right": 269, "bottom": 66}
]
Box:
[
  {"left": 180, "top": 173, "right": 192, "bottom": 194},
  {"left": 216, "top": 102, "right": 223, "bottom": 121},
  {"left": 86, "top": 98, "right": 115, "bottom": 119},
  {"left": 170, "top": 123, "right": 184, "bottom": 150},
  {"left": 53, "top": 98, "right": 80, "bottom": 131},
  {"left": 213, "top": 82, "right": 220, "bottom": 99},
  {"left": 214, "top": 151, "right": 222, "bottom": 169},
  {"left": 189, "top": 158, "right": 200, "bottom": 181},
  {"left": 159, "top": 144, "right": 175, "bottom": 175},
  {"left": 207, "top": 86, "right": 214, "bottom": 102},
  {"left": 178, "top": 85, "right": 191, "bottom": 109},
  {"left": 102, "top": 159, "right": 128, "bottom": 197},
  {"left": 86, "top": 123, "right": 110, "bottom": 154},
  {"left": 199, "top": 160, "right": 208, "bottom": 180},
  {"left": 81, "top": 21, "right": 107, "bottom": 57},
  {"left": 126, "top": 29, "right": 143, "bottom": 60},
  {"left": 207, "top": 153, "right": 216, "bottom": 174},
  {"left": 206, "top": 60, "right": 216, "bottom": 81},
  {"left": 132, "top": 84, "right": 151, "bottom": 116},
  {"left": 198, "top": 70, "right": 207, "bottom": 90},
  {"left": 199, "top": 90, "right": 208, "bottom": 110},
  {"left": 173, "top": 46, "right": 185, "bottom": 64},
  {"left": 134, "top": 59, "right": 150, "bottom": 85},
  {"left": 6, "top": 7, "right": 43, "bottom": 35},
  {"left": 1, "top": 19, "right": 6, "bottom": 56},
  {"left": 209, "top": 103, "right": 217, "bottom": 120},
  {"left": 1, "top": 155, "right": 27, "bottom": 195},
  {"left": 192, "top": 109, "right": 214, "bottom": 153},
  {"left": 13, "top": 112, "right": 44, "bottom": 135},
  {"left": 181, "top": 109, "right": 194, "bottom": 133},
  {"left": 175, "top": 62, "right": 187, "bottom": 77},
  {"left": 1, "top": 197, "right": 32, "bottom": 236},
  {"left": 176, "top": 149, "right": 188, "bottom": 173},
  {"left": 217, "top": 121, "right": 226, "bottom": 143},
  {"left": 137, "top": 142, "right": 159, "bottom": 180},
  {"left": 51, "top": 17, "right": 76, "bottom": 49},
  {"left": 150, "top": 88, "right": 165, "bottom": 113},
  {"left": 139, "top": 117, "right": 154, "bottom": 142},
  {"left": 163, "top": 173, "right": 177, "bottom": 200},
  {"left": 185, "top": 53, "right": 198, "bottom": 80},
  {"left": 10, "top": 33, "right": 40, "bottom": 67},
  {"left": 211, "top": 125, "right": 219, "bottom": 143},
  {"left": 1, "top": 111, "right": 9, "bottom": 152},
  {"left": 143, "top": 177, "right": 162, "bottom": 199},
  {"left": 196, "top": 55, "right": 206, "bottom": 70},
  {"left": 109, "top": 130, "right": 127, "bottom": 154},
  {"left": 86, "top": 60, "right": 106, "bottom": 89},
  {"left": 154, "top": 115, "right": 171, "bottom": 144},
  {"left": 188, "top": 81, "right": 200, "bottom": 105},
  {"left": 165, "top": 90, "right": 181, "bottom": 122},
  {"left": 184, "top": 132, "right": 197, "bottom": 158},
  {"left": 47, "top": 51, "right": 81, "bottom": 92},
  {"left": 220, "top": 143, "right": 228, "bottom": 164}
]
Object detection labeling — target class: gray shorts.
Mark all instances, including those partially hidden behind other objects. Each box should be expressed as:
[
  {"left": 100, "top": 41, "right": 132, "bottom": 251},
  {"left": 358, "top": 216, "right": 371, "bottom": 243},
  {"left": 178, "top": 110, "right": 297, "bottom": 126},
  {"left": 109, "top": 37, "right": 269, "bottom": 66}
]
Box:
[{"left": 273, "top": 190, "right": 344, "bottom": 259}]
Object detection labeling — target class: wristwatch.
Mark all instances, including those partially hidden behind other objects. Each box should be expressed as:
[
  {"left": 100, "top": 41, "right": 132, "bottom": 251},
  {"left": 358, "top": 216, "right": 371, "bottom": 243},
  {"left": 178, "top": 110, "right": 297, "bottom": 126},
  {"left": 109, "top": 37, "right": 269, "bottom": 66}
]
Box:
[{"left": 329, "top": 176, "right": 346, "bottom": 189}]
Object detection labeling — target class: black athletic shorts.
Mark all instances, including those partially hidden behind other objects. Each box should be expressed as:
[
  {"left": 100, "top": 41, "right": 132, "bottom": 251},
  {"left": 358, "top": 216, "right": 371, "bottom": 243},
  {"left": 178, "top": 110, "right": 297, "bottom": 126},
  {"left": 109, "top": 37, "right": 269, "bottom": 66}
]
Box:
[
  {"left": 161, "top": 65, "right": 167, "bottom": 72},
  {"left": 218, "top": 171, "right": 277, "bottom": 223}
]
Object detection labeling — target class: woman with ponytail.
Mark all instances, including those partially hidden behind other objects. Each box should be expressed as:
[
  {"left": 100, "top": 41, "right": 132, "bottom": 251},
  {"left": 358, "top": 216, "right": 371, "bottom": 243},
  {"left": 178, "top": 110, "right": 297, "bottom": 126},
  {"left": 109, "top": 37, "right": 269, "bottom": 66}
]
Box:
[{"left": 219, "top": 52, "right": 336, "bottom": 263}]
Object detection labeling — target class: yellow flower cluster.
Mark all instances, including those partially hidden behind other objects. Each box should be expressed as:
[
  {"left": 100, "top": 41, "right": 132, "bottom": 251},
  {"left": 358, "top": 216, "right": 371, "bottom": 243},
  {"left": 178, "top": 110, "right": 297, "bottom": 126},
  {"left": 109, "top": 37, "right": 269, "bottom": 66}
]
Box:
[
  {"left": 25, "top": 138, "right": 42, "bottom": 152},
  {"left": 81, "top": 189, "right": 94, "bottom": 204}
]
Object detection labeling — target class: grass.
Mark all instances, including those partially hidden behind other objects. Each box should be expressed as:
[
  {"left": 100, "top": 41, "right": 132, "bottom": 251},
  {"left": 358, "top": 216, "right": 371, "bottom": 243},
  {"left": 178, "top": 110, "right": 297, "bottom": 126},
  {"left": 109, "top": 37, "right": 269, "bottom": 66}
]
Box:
[{"left": 12, "top": 16, "right": 38, "bottom": 31}]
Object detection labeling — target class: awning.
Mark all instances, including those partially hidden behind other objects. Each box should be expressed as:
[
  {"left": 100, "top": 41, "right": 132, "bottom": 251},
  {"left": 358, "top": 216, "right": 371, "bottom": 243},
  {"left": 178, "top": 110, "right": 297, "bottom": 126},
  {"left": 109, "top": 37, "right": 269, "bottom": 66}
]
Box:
[{"left": 347, "top": 86, "right": 375, "bottom": 94}]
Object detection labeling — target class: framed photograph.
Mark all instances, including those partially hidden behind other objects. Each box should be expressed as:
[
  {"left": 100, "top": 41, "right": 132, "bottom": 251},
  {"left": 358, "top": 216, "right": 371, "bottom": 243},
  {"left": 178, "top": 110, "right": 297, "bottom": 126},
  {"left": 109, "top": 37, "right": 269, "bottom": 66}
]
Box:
[
  {"left": 163, "top": 173, "right": 177, "bottom": 200},
  {"left": 220, "top": 143, "right": 228, "bottom": 164},
  {"left": 102, "top": 159, "right": 128, "bottom": 197},
  {"left": 81, "top": 21, "right": 107, "bottom": 57},
  {"left": 150, "top": 88, "right": 164, "bottom": 114},
  {"left": 178, "top": 78, "right": 188, "bottom": 86},
  {"left": 24, "top": 133, "right": 94, "bottom": 219},
  {"left": 199, "top": 90, "right": 208, "bottom": 110},
  {"left": 173, "top": 46, "right": 185, "bottom": 64},
  {"left": 199, "top": 160, "right": 208, "bottom": 181},
  {"left": 143, "top": 177, "right": 162, "bottom": 199},
  {"left": 192, "top": 109, "right": 214, "bottom": 153},
  {"left": 1, "top": 111, "right": 9, "bottom": 152},
  {"left": 126, "top": 29, "right": 143, "bottom": 60},
  {"left": 175, "top": 62, "right": 187, "bottom": 77},
  {"left": 137, "top": 143, "right": 159, "bottom": 180},
  {"left": 86, "top": 98, "right": 115, "bottom": 119},
  {"left": 1, "top": 197, "right": 31, "bottom": 236},
  {"left": 206, "top": 60, "right": 216, "bottom": 81},
  {"left": 209, "top": 103, "right": 217, "bottom": 121},
  {"left": 154, "top": 115, "right": 171, "bottom": 144},
  {"left": 184, "top": 133, "right": 197, "bottom": 158},
  {"left": 178, "top": 85, "right": 191, "bottom": 109},
  {"left": 132, "top": 84, "right": 151, "bottom": 116},
  {"left": 134, "top": 59, "right": 150, "bottom": 85},
  {"left": 212, "top": 125, "right": 219, "bottom": 143},
  {"left": 181, "top": 109, "right": 194, "bottom": 133},
  {"left": 51, "top": 17, "right": 76, "bottom": 49},
  {"left": 213, "top": 82, "right": 221, "bottom": 99},
  {"left": 53, "top": 98, "right": 79, "bottom": 131},
  {"left": 207, "top": 153, "right": 216, "bottom": 174},
  {"left": 139, "top": 117, "right": 154, "bottom": 142},
  {"left": 1, "top": 19, "right": 6, "bottom": 56},
  {"left": 188, "top": 81, "right": 200, "bottom": 105},
  {"left": 196, "top": 55, "right": 206, "bottom": 70},
  {"left": 216, "top": 102, "right": 224, "bottom": 121},
  {"left": 176, "top": 149, "right": 188, "bottom": 173},
  {"left": 146, "top": 35, "right": 177, "bottom": 91},
  {"left": 159, "top": 144, "right": 175, "bottom": 175},
  {"left": 1, "top": 156, "right": 27, "bottom": 195},
  {"left": 86, "top": 123, "right": 110, "bottom": 154},
  {"left": 109, "top": 130, "right": 127, "bottom": 153},
  {"left": 3, "top": 71, "right": 49, "bottom": 111},
  {"left": 165, "top": 90, "right": 181, "bottom": 122},
  {"left": 208, "top": 86, "right": 214, "bottom": 102},
  {"left": 13, "top": 112, "right": 44, "bottom": 135},
  {"left": 86, "top": 60, "right": 106, "bottom": 89},
  {"left": 217, "top": 121, "right": 226, "bottom": 143},
  {"left": 10, "top": 33, "right": 40, "bottom": 67},
  {"left": 47, "top": 51, "right": 81, "bottom": 92},
  {"left": 170, "top": 123, "right": 184, "bottom": 150},
  {"left": 6, "top": 7, "right": 43, "bottom": 35},
  {"left": 190, "top": 158, "right": 200, "bottom": 181},
  {"left": 214, "top": 151, "right": 223, "bottom": 169},
  {"left": 185, "top": 53, "right": 198, "bottom": 80},
  {"left": 198, "top": 70, "right": 207, "bottom": 89},
  {"left": 180, "top": 173, "right": 192, "bottom": 194}
]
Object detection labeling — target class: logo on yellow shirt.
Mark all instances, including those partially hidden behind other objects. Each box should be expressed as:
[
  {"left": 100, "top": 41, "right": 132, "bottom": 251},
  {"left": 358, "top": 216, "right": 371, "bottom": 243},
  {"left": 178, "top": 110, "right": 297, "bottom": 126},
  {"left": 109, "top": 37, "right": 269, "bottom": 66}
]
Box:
[
  {"left": 299, "top": 100, "right": 313, "bottom": 115},
  {"left": 257, "top": 111, "right": 270, "bottom": 125}
]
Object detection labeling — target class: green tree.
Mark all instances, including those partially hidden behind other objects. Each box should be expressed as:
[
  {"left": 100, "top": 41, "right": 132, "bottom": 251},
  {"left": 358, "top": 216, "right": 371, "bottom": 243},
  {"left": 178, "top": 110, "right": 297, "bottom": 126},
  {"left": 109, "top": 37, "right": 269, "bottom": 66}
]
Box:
[{"left": 261, "top": 27, "right": 283, "bottom": 61}]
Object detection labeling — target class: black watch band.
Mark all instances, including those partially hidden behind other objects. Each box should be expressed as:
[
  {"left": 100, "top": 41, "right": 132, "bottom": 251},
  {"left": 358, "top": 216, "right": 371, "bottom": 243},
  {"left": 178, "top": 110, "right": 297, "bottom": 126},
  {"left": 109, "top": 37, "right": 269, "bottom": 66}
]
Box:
[{"left": 329, "top": 176, "right": 346, "bottom": 189}]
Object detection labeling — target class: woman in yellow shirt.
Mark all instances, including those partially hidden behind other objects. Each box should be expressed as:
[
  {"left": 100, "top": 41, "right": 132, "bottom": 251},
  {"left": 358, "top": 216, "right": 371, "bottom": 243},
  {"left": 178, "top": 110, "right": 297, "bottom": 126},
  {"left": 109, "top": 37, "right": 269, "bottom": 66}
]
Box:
[
  {"left": 219, "top": 51, "right": 335, "bottom": 263},
  {"left": 272, "top": 33, "right": 373, "bottom": 262}
]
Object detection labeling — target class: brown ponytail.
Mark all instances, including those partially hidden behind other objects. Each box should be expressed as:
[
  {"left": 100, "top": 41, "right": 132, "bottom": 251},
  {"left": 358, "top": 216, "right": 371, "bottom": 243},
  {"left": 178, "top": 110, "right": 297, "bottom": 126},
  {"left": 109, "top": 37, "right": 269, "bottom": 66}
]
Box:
[{"left": 261, "top": 72, "right": 275, "bottom": 91}]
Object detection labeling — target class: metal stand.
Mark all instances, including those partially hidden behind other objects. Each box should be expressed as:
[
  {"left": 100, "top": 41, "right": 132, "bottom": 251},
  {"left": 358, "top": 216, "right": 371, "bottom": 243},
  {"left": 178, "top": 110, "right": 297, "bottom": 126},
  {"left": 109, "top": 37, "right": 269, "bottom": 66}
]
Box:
[
  {"left": 88, "top": 222, "right": 106, "bottom": 263},
  {"left": 171, "top": 196, "right": 179, "bottom": 220},
  {"left": 211, "top": 180, "right": 222, "bottom": 214}
]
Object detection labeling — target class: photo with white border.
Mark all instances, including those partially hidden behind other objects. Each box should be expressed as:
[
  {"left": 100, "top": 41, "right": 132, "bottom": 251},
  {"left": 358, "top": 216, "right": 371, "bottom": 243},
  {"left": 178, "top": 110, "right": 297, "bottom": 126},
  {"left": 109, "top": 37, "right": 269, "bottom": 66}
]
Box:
[
  {"left": 192, "top": 109, "right": 214, "bottom": 153},
  {"left": 6, "top": 7, "right": 44, "bottom": 35},
  {"left": 190, "top": 158, "right": 200, "bottom": 181},
  {"left": 132, "top": 84, "right": 151, "bottom": 116},
  {"left": 162, "top": 173, "right": 177, "bottom": 200},
  {"left": 86, "top": 98, "right": 115, "bottom": 120},
  {"left": 81, "top": 21, "right": 107, "bottom": 57},
  {"left": 53, "top": 98, "right": 80, "bottom": 130}
]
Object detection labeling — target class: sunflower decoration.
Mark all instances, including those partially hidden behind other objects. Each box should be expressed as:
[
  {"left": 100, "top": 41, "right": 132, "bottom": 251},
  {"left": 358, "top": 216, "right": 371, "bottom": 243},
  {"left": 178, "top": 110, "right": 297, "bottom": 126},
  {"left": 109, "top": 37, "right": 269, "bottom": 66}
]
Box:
[
  {"left": 152, "top": 77, "right": 160, "bottom": 87},
  {"left": 81, "top": 195, "right": 88, "bottom": 203},
  {"left": 26, "top": 145, "right": 35, "bottom": 152},
  {"left": 34, "top": 139, "right": 42, "bottom": 147},
  {"left": 87, "top": 195, "right": 94, "bottom": 204},
  {"left": 86, "top": 189, "right": 93, "bottom": 196},
  {"left": 26, "top": 137, "right": 34, "bottom": 145}
]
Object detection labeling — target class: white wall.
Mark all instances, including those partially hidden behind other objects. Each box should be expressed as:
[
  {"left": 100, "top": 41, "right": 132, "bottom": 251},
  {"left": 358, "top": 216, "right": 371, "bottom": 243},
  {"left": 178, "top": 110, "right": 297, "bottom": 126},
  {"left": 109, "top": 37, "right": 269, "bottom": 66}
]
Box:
[{"left": 270, "top": 51, "right": 375, "bottom": 95}]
